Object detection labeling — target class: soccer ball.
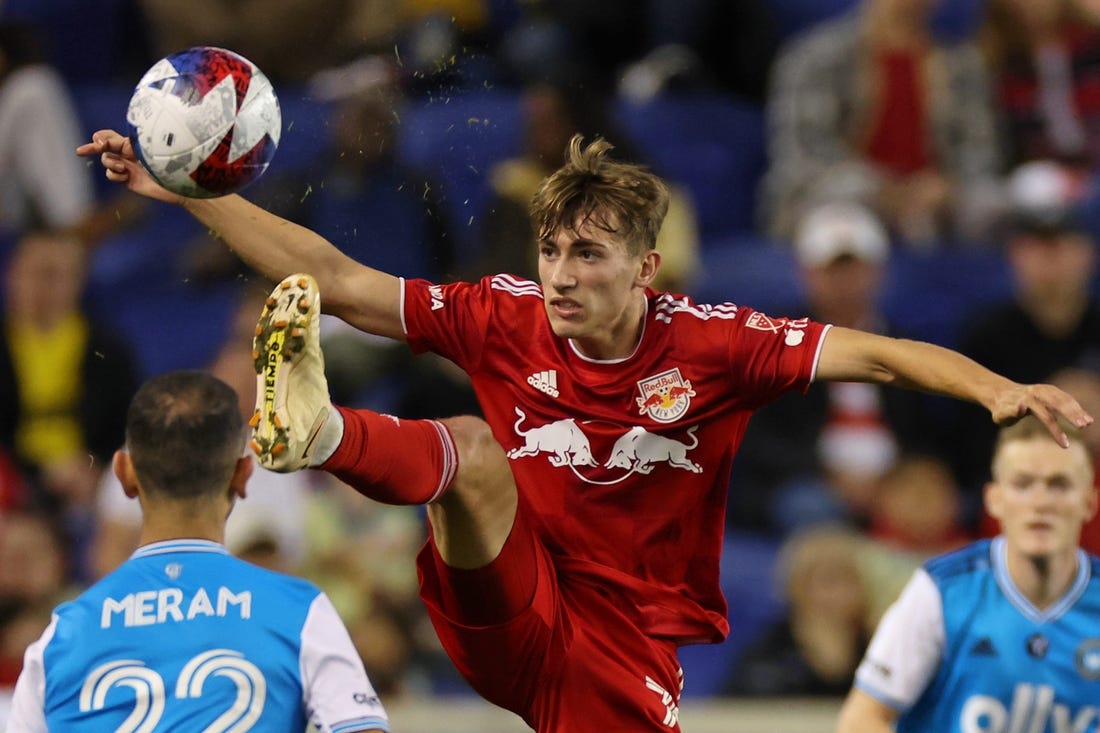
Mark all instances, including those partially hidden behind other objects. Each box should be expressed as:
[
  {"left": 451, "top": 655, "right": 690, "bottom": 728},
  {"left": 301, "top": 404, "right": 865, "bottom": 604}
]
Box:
[{"left": 126, "top": 46, "right": 281, "bottom": 198}]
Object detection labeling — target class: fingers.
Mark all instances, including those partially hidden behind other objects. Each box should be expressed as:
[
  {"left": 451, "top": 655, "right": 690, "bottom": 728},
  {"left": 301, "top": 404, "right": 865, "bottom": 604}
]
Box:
[
  {"left": 1033, "top": 402, "right": 1071, "bottom": 449},
  {"left": 76, "top": 129, "right": 128, "bottom": 157},
  {"left": 1030, "top": 385, "right": 1093, "bottom": 449},
  {"left": 1041, "top": 384, "right": 1094, "bottom": 429},
  {"left": 101, "top": 152, "right": 128, "bottom": 173},
  {"left": 992, "top": 383, "right": 1095, "bottom": 449}
]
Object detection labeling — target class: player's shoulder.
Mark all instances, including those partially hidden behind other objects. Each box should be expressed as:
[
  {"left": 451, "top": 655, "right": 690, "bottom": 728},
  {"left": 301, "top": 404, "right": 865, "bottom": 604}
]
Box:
[
  {"left": 649, "top": 290, "right": 742, "bottom": 326},
  {"left": 222, "top": 554, "right": 323, "bottom": 600},
  {"left": 1087, "top": 550, "right": 1100, "bottom": 579},
  {"left": 110, "top": 543, "right": 323, "bottom": 603},
  {"left": 922, "top": 539, "right": 993, "bottom": 584},
  {"left": 487, "top": 273, "right": 542, "bottom": 297},
  {"left": 413, "top": 273, "right": 543, "bottom": 314}
]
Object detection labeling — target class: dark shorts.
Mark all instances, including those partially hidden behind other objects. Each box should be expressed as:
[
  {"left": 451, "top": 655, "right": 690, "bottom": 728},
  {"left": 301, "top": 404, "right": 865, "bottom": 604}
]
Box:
[{"left": 416, "top": 509, "right": 685, "bottom": 732}]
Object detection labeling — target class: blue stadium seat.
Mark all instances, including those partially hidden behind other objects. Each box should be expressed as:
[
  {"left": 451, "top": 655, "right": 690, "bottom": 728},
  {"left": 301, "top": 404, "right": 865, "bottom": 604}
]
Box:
[
  {"left": 611, "top": 93, "right": 767, "bottom": 240},
  {"left": 83, "top": 205, "right": 236, "bottom": 378},
  {"left": 690, "top": 235, "right": 804, "bottom": 312},
  {"left": 880, "top": 247, "right": 1013, "bottom": 347},
  {"left": 690, "top": 236, "right": 1014, "bottom": 348},
  {"left": 3, "top": 0, "right": 138, "bottom": 84},
  {"left": 679, "top": 531, "right": 785, "bottom": 698},
  {"left": 70, "top": 82, "right": 132, "bottom": 200},
  {"left": 768, "top": 0, "right": 983, "bottom": 43},
  {"left": 271, "top": 88, "right": 333, "bottom": 175},
  {"left": 768, "top": 0, "right": 858, "bottom": 40},
  {"left": 393, "top": 90, "right": 524, "bottom": 268}
]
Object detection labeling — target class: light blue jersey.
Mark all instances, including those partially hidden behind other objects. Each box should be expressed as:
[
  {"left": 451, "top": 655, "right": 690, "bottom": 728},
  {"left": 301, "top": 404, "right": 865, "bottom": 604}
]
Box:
[
  {"left": 9, "top": 539, "right": 389, "bottom": 732},
  {"left": 856, "top": 537, "right": 1100, "bottom": 733}
]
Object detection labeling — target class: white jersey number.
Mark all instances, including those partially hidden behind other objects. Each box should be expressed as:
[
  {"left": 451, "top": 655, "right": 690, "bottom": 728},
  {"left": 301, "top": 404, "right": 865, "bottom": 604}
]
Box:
[{"left": 79, "top": 649, "right": 266, "bottom": 732}]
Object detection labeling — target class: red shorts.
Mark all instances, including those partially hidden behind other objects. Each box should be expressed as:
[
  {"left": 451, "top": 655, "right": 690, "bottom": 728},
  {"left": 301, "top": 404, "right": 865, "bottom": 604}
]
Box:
[{"left": 416, "top": 508, "right": 684, "bottom": 732}]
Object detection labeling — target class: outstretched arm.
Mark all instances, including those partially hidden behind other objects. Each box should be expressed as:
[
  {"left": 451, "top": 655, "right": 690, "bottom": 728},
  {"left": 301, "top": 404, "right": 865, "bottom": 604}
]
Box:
[
  {"left": 77, "top": 129, "right": 404, "bottom": 340},
  {"left": 816, "top": 327, "right": 1094, "bottom": 447}
]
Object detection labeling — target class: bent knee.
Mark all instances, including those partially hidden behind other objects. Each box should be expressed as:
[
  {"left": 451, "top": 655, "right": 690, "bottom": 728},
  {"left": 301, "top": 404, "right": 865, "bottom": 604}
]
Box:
[{"left": 443, "top": 415, "right": 509, "bottom": 475}]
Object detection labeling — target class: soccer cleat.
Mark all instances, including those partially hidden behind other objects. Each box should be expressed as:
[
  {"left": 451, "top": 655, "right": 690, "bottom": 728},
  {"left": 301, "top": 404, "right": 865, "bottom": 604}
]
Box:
[{"left": 250, "top": 274, "right": 331, "bottom": 471}]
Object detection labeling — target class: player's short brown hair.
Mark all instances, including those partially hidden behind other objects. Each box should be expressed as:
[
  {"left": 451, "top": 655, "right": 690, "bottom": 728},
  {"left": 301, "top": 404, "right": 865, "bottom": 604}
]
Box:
[
  {"left": 530, "top": 134, "right": 669, "bottom": 256},
  {"left": 126, "top": 370, "right": 244, "bottom": 499}
]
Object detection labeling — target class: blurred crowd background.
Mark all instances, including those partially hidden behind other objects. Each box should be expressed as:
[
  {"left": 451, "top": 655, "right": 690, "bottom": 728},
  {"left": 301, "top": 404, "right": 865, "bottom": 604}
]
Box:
[{"left": 1, "top": 0, "right": 1100, "bottom": 718}]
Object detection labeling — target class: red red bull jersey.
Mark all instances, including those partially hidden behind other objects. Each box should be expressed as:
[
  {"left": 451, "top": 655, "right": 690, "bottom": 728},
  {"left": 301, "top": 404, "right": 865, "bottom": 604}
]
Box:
[{"left": 402, "top": 274, "right": 829, "bottom": 644}]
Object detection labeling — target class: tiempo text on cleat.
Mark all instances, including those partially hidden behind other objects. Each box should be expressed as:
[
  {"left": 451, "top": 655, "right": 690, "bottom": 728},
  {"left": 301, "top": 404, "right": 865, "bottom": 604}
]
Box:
[{"left": 250, "top": 274, "right": 332, "bottom": 472}]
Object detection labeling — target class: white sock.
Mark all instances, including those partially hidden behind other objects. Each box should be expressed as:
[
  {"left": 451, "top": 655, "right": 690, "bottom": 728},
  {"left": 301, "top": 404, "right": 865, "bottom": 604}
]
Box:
[{"left": 309, "top": 405, "right": 344, "bottom": 466}]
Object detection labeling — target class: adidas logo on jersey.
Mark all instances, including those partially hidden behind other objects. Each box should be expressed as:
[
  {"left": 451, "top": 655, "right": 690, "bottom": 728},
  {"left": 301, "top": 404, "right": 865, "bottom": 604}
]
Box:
[
  {"left": 970, "top": 637, "right": 998, "bottom": 656},
  {"left": 527, "top": 370, "right": 560, "bottom": 398}
]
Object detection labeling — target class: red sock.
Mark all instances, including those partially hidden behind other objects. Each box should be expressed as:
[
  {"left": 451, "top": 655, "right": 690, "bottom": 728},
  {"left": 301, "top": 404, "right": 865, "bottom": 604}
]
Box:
[{"left": 321, "top": 406, "right": 458, "bottom": 505}]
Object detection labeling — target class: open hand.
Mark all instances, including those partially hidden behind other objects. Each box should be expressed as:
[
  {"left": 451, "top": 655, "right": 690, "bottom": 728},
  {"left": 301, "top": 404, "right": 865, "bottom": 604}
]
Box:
[
  {"left": 991, "top": 383, "right": 1094, "bottom": 448},
  {"left": 76, "top": 129, "right": 184, "bottom": 205}
]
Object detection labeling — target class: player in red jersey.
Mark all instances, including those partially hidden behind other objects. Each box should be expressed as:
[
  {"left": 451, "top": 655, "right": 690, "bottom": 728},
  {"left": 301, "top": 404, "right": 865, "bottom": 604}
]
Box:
[{"left": 81, "top": 131, "right": 1093, "bottom": 731}]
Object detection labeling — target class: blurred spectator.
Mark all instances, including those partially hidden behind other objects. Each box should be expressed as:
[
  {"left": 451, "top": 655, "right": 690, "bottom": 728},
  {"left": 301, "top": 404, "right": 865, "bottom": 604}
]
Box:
[
  {"left": 0, "top": 21, "right": 147, "bottom": 253},
  {"left": 139, "top": 0, "right": 396, "bottom": 86},
  {"left": 183, "top": 56, "right": 454, "bottom": 286},
  {"left": 309, "top": 59, "right": 455, "bottom": 280},
  {"left": 723, "top": 525, "right": 871, "bottom": 697},
  {"left": 0, "top": 600, "right": 54, "bottom": 692},
  {"left": 867, "top": 453, "right": 970, "bottom": 555},
  {"left": 90, "top": 283, "right": 311, "bottom": 578},
  {"left": 950, "top": 159, "right": 1100, "bottom": 500},
  {"left": 0, "top": 0, "right": 152, "bottom": 85},
  {"left": 301, "top": 472, "right": 452, "bottom": 696},
  {"left": 0, "top": 230, "right": 138, "bottom": 541},
  {"left": 499, "top": 1, "right": 780, "bottom": 100},
  {"left": 141, "top": 0, "right": 496, "bottom": 90},
  {"left": 0, "top": 23, "right": 95, "bottom": 243},
  {"left": 730, "top": 202, "right": 938, "bottom": 534},
  {"left": 0, "top": 511, "right": 72, "bottom": 619},
  {"left": 618, "top": 0, "right": 781, "bottom": 103},
  {"left": 0, "top": 446, "right": 28, "bottom": 519},
  {"left": 979, "top": 0, "right": 1100, "bottom": 169},
  {"left": 0, "top": 511, "right": 76, "bottom": 689},
  {"left": 476, "top": 81, "right": 700, "bottom": 292},
  {"left": 395, "top": 0, "right": 502, "bottom": 92},
  {"left": 495, "top": 1, "right": 647, "bottom": 92},
  {"left": 759, "top": 0, "right": 1002, "bottom": 247}
]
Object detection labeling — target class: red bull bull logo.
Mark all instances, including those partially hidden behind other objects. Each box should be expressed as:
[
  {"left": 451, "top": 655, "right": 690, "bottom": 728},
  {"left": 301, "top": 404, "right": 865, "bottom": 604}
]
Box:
[
  {"left": 508, "top": 407, "right": 702, "bottom": 483},
  {"left": 635, "top": 368, "right": 695, "bottom": 423}
]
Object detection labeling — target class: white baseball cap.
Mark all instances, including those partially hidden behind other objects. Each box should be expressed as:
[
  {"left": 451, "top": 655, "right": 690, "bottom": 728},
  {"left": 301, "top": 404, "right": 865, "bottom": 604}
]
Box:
[
  {"left": 1005, "top": 160, "right": 1089, "bottom": 235},
  {"left": 794, "top": 201, "right": 890, "bottom": 266}
]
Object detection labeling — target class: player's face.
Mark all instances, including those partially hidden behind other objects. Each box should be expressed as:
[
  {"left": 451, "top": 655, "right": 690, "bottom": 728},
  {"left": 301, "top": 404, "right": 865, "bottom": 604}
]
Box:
[
  {"left": 985, "top": 437, "right": 1096, "bottom": 560},
  {"left": 538, "top": 216, "right": 658, "bottom": 360}
]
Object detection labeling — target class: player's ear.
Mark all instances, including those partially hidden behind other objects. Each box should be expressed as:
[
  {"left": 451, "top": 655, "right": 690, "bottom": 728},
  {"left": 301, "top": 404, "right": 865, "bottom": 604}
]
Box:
[
  {"left": 983, "top": 480, "right": 1003, "bottom": 522},
  {"left": 229, "top": 456, "right": 253, "bottom": 500},
  {"left": 1083, "top": 485, "right": 1098, "bottom": 523},
  {"left": 113, "top": 449, "right": 141, "bottom": 499},
  {"left": 636, "top": 249, "right": 661, "bottom": 288}
]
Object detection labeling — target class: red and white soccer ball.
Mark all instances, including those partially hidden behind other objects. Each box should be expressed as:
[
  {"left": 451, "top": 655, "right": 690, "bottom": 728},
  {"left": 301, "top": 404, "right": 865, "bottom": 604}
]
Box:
[{"left": 126, "top": 46, "right": 281, "bottom": 198}]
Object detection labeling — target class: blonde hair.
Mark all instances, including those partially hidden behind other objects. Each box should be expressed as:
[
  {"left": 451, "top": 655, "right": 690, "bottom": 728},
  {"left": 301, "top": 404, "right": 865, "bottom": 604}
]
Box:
[
  {"left": 991, "top": 415, "right": 1093, "bottom": 482},
  {"left": 530, "top": 134, "right": 670, "bottom": 256}
]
